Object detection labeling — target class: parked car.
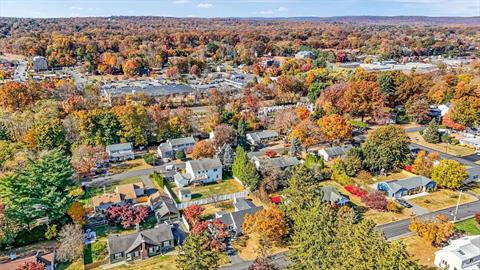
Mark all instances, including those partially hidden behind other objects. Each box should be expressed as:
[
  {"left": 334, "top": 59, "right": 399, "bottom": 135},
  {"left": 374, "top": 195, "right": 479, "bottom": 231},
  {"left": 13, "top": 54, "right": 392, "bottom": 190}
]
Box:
[{"left": 396, "top": 199, "right": 413, "bottom": 208}]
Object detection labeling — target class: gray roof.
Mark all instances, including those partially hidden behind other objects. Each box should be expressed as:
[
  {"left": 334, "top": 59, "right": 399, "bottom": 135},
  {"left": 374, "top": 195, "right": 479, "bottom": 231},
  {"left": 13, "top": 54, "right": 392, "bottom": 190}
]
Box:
[
  {"left": 106, "top": 143, "right": 133, "bottom": 152},
  {"left": 179, "top": 188, "right": 191, "bottom": 195},
  {"left": 107, "top": 225, "right": 173, "bottom": 255},
  {"left": 158, "top": 142, "right": 172, "bottom": 153},
  {"left": 247, "top": 130, "right": 278, "bottom": 143},
  {"left": 155, "top": 200, "right": 179, "bottom": 218},
  {"left": 234, "top": 198, "right": 257, "bottom": 211},
  {"left": 261, "top": 156, "right": 300, "bottom": 169},
  {"left": 169, "top": 136, "right": 196, "bottom": 147},
  {"left": 218, "top": 206, "right": 263, "bottom": 234},
  {"left": 382, "top": 176, "right": 435, "bottom": 193},
  {"left": 188, "top": 158, "right": 222, "bottom": 171},
  {"left": 318, "top": 186, "right": 347, "bottom": 204},
  {"left": 103, "top": 83, "right": 196, "bottom": 97},
  {"left": 322, "top": 145, "right": 353, "bottom": 157}
]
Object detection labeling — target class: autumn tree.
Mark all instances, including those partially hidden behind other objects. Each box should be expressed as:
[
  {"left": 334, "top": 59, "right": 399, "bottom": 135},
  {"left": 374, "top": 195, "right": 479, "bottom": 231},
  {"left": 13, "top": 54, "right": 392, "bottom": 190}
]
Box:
[
  {"left": 191, "top": 140, "right": 216, "bottom": 159},
  {"left": 56, "top": 223, "right": 84, "bottom": 262},
  {"left": 342, "top": 80, "right": 385, "bottom": 121},
  {"left": 176, "top": 233, "right": 219, "bottom": 270},
  {"left": 361, "top": 125, "right": 411, "bottom": 173},
  {"left": 213, "top": 124, "right": 236, "bottom": 148},
  {"left": 272, "top": 109, "right": 299, "bottom": 135},
  {"left": 15, "top": 262, "right": 46, "bottom": 270},
  {"left": 431, "top": 159, "right": 468, "bottom": 189},
  {"left": 31, "top": 119, "right": 68, "bottom": 151},
  {"left": 105, "top": 205, "right": 148, "bottom": 229},
  {"left": 361, "top": 191, "right": 387, "bottom": 211},
  {"left": 0, "top": 82, "right": 43, "bottom": 112},
  {"left": 71, "top": 144, "right": 106, "bottom": 174},
  {"left": 317, "top": 114, "right": 352, "bottom": 145},
  {"left": 76, "top": 109, "right": 121, "bottom": 146},
  {"left": 409, "top": 215, "right": 454, "bottom": 246},
  {"left": 412, "top": 150, "right": 440, "bottom": 178},
  {"left": 449, "top": 96, "right": 480, "bottom": 127},
  {"left": 316, "top": 83, "right": 347, "bottom": 115},
  {"left": 243, "top": 207, "right": 289, "bottom": 244},
  {"left": 67, "top": 201, "right": 85, "bottom": 224},
  {"left": 289, "top": 119, "right": 322, "bottom": 149},
  {"left": 406, "top": 96, "right": 431, "bottom": 124},
  {"left": 112, "top": 104, "right": 151, "bottom": 146},
  {"left": 183, "top": 205, "right": 204, "bottom": 226},
  {"left": 122, "top": 58, "right": 141, "bottom": 76}
]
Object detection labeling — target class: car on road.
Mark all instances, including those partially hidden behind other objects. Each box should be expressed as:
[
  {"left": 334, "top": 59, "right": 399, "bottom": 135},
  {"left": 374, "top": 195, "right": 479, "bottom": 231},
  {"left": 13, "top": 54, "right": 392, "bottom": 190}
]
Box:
[{"left": 395, "top": 199, "right": 413, "bottom": 208}]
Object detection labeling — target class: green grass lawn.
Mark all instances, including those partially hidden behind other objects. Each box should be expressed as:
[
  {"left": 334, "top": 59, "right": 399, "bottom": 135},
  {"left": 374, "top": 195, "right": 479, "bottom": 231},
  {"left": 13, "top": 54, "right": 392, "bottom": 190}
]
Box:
[
  {"left": 187, "top": 179, "right": 244, "bottom": 201},
  {"left": 80, "top": 177, "right": 144, "bottom": 205},
  {"left": 455, "top": 218, "right": 480, "bottom": 235}
]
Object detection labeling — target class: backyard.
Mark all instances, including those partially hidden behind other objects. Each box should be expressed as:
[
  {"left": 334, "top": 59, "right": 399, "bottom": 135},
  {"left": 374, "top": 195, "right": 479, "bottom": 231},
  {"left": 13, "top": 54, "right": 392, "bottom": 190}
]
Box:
[
  {"left": 455, "top": 218, "right": 480, "bottom": 235},
  {"left": 407, "top": 131, "right": 475, "bottom": 157},
  {"left": 173, "top": 179, "right": 244, "bottom": 201},
  {"left": 233, "top": 234, "right": 288, "bottom": 261},
  {"left": 80, "top": 177, "right": 144, "bottom": 205},
  {"left": 400, "top": 235, "right": 438, "bottom": 268},
  {"left": 408, "top": 189, "right": 478, "bottom": 212}
]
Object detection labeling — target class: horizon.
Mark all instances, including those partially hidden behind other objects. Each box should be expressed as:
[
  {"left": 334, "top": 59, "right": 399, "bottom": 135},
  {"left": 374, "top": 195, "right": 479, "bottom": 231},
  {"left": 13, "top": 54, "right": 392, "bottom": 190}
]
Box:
[{"left": 1, "top": 0, "right": 479, "bottom": 18}]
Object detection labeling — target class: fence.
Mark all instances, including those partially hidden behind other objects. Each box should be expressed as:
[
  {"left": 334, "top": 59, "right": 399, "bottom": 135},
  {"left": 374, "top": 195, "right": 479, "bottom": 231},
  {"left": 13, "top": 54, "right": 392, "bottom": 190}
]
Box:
[{"left": 163, "top": 185, "right": 249, "bottom": 210}]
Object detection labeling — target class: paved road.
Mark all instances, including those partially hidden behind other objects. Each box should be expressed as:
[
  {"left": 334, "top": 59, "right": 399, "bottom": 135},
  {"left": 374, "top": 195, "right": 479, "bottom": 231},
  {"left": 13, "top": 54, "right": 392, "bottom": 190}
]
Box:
[
  {"left": 13, "top": 60, "right": 27, "bottom": 82},
  {"left": 378, "top": 200, "right": 480, "bottom": 239},
  {"left": 221, "top": 252, "right": 289, "bottom": 270}
]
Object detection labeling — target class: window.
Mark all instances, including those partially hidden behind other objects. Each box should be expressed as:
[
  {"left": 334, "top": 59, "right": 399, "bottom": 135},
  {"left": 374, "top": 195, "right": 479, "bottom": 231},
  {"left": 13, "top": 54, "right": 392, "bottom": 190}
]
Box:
[
  {"left": 213, "top": 168, "right": 218, "bottom": 172},
  {"left": 148, "top": 247, "right": 155, "bottom": 253},
  {"left": 134, "top": 251, "right": 140, "bottom": 257},
  {"left": 163, "top": 241, "right": 170, "bottom": 247},
  {"left": 114, "top": 253, "right": 122, "bottom": 259}
]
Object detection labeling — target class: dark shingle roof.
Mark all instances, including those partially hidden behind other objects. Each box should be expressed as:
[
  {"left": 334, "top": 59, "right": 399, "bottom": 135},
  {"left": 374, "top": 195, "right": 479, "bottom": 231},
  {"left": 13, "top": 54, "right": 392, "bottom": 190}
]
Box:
[
  {"left": 188, "top": 158, "right": 222, "bottom": 171},
  {"left": 322, "top": 145, "right": 353, "bottom": 157},
  {"left": 107, "top": 225, "right": 173, "bottom": 255},
  {"left": 382, "top": 176, "right": 435, "bottom": 193},
  {"left": 169, "top": 136, "right": 196, "bottom": 147}
]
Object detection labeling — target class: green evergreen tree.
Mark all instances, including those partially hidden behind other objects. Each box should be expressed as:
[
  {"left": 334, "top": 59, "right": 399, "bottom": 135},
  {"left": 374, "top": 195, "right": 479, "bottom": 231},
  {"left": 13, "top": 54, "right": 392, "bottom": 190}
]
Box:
[
  {"left": 176, "top": 233, "right": 219, "bottom": 270},
  {"left": 237, "top": 117, "right": 248, "bottom": 149},
  {"left": 0, "top": 150, "right": 76, "bottom": 230},
  {"left": 289, "top": 136, "right": 302, "bottom": 157},
  {"left": 422, "top": 119, "right": 441, "bottom": 144},
  {"left": 232, "top": 146, "right": 260, "bottom": 189}
]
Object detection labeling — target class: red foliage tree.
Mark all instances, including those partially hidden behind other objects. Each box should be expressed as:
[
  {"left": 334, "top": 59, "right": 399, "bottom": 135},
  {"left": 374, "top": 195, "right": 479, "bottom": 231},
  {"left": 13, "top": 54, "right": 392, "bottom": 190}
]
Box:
[
  {"left": 442, "top": 115, "right": 465, "bottom": 131},
  {"left": 183, "top": 205, "right": 204, "bottom": 226},
  {"left": 361, "top": 191, "right": 387, "bottom": 211},
  {"left": 475, "top": 213, "right": 480, "bottom": 225},
  {"left": 191, "top": 219, "right": 228, "bottom": 251},
  {"left": 15, "top": 262, "right": 45, "bottom": 270},
  {"left": 265, "top": 149, "right": 277, "bottom": 158},
  {"left": 106, "top": 205, "right": 148, "bottom": 229},
  {"left": 344, "top": 185, "right": 367, "bottom": 198}
]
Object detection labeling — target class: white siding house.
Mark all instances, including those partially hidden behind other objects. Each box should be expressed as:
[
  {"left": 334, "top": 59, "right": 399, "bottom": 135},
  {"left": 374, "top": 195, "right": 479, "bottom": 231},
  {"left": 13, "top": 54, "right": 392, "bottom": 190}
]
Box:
[
  {"left": 106, "top": 143, "right": 135, "bottom": 161},
  {"left": 434, "top": 235, "right": 480, "bottom": 270},
  {"left": 185, "top": 158, "right": 222, "bottom": 184}
]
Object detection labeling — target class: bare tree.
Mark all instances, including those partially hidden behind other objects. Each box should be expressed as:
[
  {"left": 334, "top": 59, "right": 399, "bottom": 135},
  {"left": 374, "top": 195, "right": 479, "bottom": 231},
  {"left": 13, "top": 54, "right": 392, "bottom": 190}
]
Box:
[{"left": 56, "top": 223, "right": 84, "bottom": 262}]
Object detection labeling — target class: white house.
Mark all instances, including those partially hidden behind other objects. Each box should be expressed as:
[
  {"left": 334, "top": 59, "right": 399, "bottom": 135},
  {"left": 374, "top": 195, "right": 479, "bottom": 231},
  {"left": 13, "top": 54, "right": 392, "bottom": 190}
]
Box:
[
  {"left": 157, "top": 136, "right": 196, "bottom": 159},
  {"left": 434, "top": 235, "right": 480, "bottom": 270},
  {"left": 318, "top": 145, "right": 353, "bottom": 161},
  {"left": 32, "top": 56, "right": 48, "bottom": 72},
  {"left": 246, "top": 130, "right": 279, "bottom": 146},
  {"left": 295, "top": 51, "right": 315, "bottom": 59},
  {"left": 106, "top": 143, "right": 135, "bottom": 161},
  {"left": 185, "top": 158, "right": 222, "bottom": 184},
  {"left": 438, "top": 104, "right": 451, "bottom": 117},
  {"left": 466, "top": 167, "right": 480, "bottom": 184}
]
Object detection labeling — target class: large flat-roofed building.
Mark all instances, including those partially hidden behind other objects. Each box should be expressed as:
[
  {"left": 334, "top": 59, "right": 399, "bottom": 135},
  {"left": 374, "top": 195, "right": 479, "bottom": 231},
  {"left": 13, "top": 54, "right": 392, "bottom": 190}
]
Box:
[{"left": 32, "top": 56, "right": 48, "bottom": 72}]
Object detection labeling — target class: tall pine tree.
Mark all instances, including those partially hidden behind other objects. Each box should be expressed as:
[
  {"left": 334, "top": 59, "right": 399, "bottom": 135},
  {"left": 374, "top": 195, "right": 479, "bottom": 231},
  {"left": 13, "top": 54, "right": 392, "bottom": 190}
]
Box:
[{"left": 232, "top": 146, "right": 260, "bottom": 189}]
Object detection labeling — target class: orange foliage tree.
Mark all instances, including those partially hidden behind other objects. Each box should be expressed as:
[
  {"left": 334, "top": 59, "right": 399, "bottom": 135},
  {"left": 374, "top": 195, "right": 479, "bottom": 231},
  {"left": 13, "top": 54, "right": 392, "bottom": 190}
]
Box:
[
  {"left": 191, "top": 140, "right": 216, "bottom": 159},
  {"left": 67, "top": 201, "right": 85, "bottom": 224},
  {"left": 317, "top": 114, "right": 352, "bottom": 145},
  {"left": 243, "top": 207, "right": 289, "bottom": 244},
  {"left": 289, "top": 119, "right": 322, "bottom": 149}
]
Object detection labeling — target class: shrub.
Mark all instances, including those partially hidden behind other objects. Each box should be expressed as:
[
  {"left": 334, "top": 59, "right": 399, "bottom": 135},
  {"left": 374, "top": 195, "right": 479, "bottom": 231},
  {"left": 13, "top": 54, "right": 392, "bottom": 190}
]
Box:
[
  {"left": 386, "top": 201, "right": 402, "bottom": 213},
  {"left": 344, "top": 185, "right": 367, "bottom": 197},
  {"left": 475, "top": 213, "right": 480, "bottom": 225},
  {"left": 44, "top": 224, "right": 58, "bottom": 240},
  {"left": 91, "top": 241, "right": 108, "bottom": 261},
  {"left": 151, "top": 172, "right": 165, "bottom": 188},
  {"left": 361, "top": 191, "right": 387, "bottom": 211},
  {"left": 441, "top": 134, "right": 450, "bottom": 143},
  {"left": 175, "top": 150, "right": 186, "bottom": 160},
  {"left": 332, "top": 171, "right": 353, "bottom": 186},
  {"left": 357, "top": 170, "right": 373, "bottom": 182}
]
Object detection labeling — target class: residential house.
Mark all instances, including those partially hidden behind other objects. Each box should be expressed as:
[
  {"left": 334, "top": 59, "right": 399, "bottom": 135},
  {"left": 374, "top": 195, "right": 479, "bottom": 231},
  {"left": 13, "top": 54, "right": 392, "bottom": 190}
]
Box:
[
  {"left": 107, "top": 225, "right": 174, "bottom": 263},
  {"left": 91, "top": 182, "right": 146, "bottom": 210},
  {"left": 459, "top": 137, "right": 480, "bottom": 150},
  {"left": 32, "top": 56, "right": 48, "bottom": 72},
  {"left": 246, "top": 130, "right": 279, "bottom": 146},
  {"left": 317, "top": 186, "right": 350, "bottom": 206},
  {"left": 106, "top": 143, "right": 135, "bottom": 162},
  {"left": 178, "top": 189, "right": 191, "bottom": 201},
  {"left": 295, "top": 51, "right": 316, "bottom": 59},
  {"left": 216, "top": 198, "right": 263, "bottom": 236},
  {"left": 434, "top": 235, "right": 480, "bottom": 270},
  {"left": 157, "top": 137, "right": 196, "bottom": 159},
  {"left": 173, "top": 172, "right": 190, "bottom": 188},
  {"left": 466, "top": 167, "right": 480, "bottom": 184},
  {"left": 252, "top": 156, "right": 301, "bottom": 170},
  {"left": 318, "top": 145, "right": 353, "bottom": 161},
  {"left": 92, "top": 193, "right": 123, "bottom": 210},
  {"left": 0, "top": 251, "right": 54, "bottom": 270},
  {"left": 376, "top": 176, "right": 437, "bottom": 199},
  {"left": 148, "top": 192, "right": 180, "bottom": 223},
  {"left": 185, "top": 158, "right": 222, "bottom": 184},
  {"left": 115, "top": 183, "right": 146, "bottom": 203}
]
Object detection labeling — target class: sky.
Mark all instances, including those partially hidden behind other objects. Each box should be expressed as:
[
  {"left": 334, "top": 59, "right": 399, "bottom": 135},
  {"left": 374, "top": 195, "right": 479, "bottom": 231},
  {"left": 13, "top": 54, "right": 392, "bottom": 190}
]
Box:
[{"left": 0, "top": 0, "right": 479, "bottom": 18}]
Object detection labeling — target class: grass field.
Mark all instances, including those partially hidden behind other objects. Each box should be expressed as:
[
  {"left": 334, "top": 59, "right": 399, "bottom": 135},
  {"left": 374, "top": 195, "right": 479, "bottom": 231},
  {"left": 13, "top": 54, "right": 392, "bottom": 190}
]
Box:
[
  {"left": 407, "top": 131, "right": 475, "bottom": 156},
  {"left": 109, "top": 159, "right": 153, "bottom": 175},
  {"left": 400, "top": 235, "right": 438, "bottom": 268},
  {"left": 455, "top": 218, "right": 480, "bottom": 235},
  {"left": 409, "top": 189, "right": 477, "bottom": 212},
  {"left": 173, "top": 179, "right": 244, "bottom": 201},
  {"left": 466, "top": 182, "right": 480, "bottom": 196},
  {"left": 363, "top": 208, "right": 414, "bottom": 225},
  {"left": 80, "top": 177, "right": 144, "bottom": 205},
  {"left": 105, "top": 255, "right": 177, "bottom": 270},
  {"left": 233, "top": 234, "right": 288, "bottom": 261}
]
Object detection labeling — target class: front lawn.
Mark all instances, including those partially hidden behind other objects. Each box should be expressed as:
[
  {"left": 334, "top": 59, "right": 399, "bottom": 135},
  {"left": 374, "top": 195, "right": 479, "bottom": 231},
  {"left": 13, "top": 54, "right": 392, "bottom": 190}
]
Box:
[
  {"left": 399, "top": 235, "right": 438, "bottom": 268},
  {"left": 407, "top": 131, "right": 475, "bottom": 157},
  {"left": 107, "top": 255, "right": 178, "bottom": 270},
  {"left": 80, "top": 177, "right": 144, "bottom": 205},
  {"left": 408, "top": 189, "right": 477, "bottom": 212},
  {"left": 455, "top": 218, "right": 480, "bottom": 235},
  {"left": 363, "top": 208, "right": 414, "bottom": 225},
  {"left": 109, "top": 159, "right": 153, "bottom": 175},
  {"left": 233, "top": 233, "right": 288, "bottom": 261}
]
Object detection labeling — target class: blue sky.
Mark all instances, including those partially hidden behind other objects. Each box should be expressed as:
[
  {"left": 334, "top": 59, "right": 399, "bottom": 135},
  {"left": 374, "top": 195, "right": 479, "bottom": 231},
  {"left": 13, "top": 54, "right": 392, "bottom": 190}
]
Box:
[{"left": 0, "top": 0, "right": 479, "bottom": 18}]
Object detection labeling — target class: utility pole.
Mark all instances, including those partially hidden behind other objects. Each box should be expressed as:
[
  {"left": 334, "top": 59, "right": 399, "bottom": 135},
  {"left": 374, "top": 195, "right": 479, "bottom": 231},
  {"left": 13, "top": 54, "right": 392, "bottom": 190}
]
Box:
[{"left": 453, "top": 189, "right": 462, "bottom": 222}]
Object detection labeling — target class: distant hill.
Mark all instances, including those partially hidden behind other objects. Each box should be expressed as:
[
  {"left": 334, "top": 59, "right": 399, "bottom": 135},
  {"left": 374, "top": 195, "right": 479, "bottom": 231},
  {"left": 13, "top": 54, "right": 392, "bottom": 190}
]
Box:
[{"left": 279, "top": 16, "right": 480, "bottom": 26}]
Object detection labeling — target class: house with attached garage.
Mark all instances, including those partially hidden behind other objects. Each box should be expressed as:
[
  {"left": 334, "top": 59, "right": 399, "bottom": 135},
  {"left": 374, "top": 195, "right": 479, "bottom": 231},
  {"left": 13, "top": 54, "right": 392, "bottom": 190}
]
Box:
[
  {"left": 107, "top": 225, "right": 174, "bottom": 263},
  {"left": 317, "top": 145, "right": 353, "bottom": 161},
  {"left": 376, "top": 176, "right": 437, "bottom": 199},
  {"left": 157, "top": 136, "right": 196, "bottom": 159},
  {"left": 434, "top": 235, "right": 480, "bottom": 270},
  {"left": 317, "top": 186, "right": 350, "bottom": 207},
  {"left": 185, "top": 158, "right": 223, "bottom": 184},
  {"left": 246, "top": 130, "right": 279, "bottom": 147},
  {"left": 252, "top": 156, "right": 301, "bottom": 171},
  {"left": 215, "top": 198, "right": 263, "bottom": 237},
  {"left": 466, "top": 167, "right": 480, "bottom": 184},
  {"left": 106, "top": 143, "right": 135, "bottom": 161}
]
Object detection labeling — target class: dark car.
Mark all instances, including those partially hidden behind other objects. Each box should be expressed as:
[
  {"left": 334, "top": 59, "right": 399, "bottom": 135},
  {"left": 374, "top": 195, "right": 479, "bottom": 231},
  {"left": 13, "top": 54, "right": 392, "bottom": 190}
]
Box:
[{"left": 396, "top": 199, "right": 413, "bottom": 208}]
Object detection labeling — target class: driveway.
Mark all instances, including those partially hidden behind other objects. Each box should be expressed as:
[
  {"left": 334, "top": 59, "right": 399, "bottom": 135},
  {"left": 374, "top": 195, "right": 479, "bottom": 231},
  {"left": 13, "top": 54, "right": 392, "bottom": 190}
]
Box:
[
  {"left": 407, "top": 202, "right": 429, "bottom": 216},
  {"left": 462, "top": 153, "right": 480, "bottom": 163}
]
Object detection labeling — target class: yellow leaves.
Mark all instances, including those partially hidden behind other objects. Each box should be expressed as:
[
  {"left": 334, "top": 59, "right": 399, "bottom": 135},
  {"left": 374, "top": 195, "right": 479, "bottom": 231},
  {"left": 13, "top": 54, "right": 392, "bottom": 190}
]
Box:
[
  {"left": 317, "top": 114, "right": 352, "bottom": 143},
  {"left": 409, "top": 215, "right": 454, "bottom": 246},
  {"left": 243, "top": 207, "right": 288, "bottom": 244}
]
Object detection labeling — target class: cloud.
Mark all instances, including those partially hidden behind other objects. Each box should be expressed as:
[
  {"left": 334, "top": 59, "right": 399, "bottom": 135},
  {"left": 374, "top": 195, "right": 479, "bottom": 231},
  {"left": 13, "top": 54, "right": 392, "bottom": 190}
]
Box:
[
  {"left": 259, "top": 10, "right": 274, "bottom": 15},
  {"left": 197, "top": 3, "right": 213, "bottom": 8},
  {"left": 172, "top": 0, "right": 191, "bottom": 4},
  {"left": 69, "top": 6, "right": 83, "bottom": 10},
  {"left": 277, "top": 6, "right": 288, "bottom": 12}
]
